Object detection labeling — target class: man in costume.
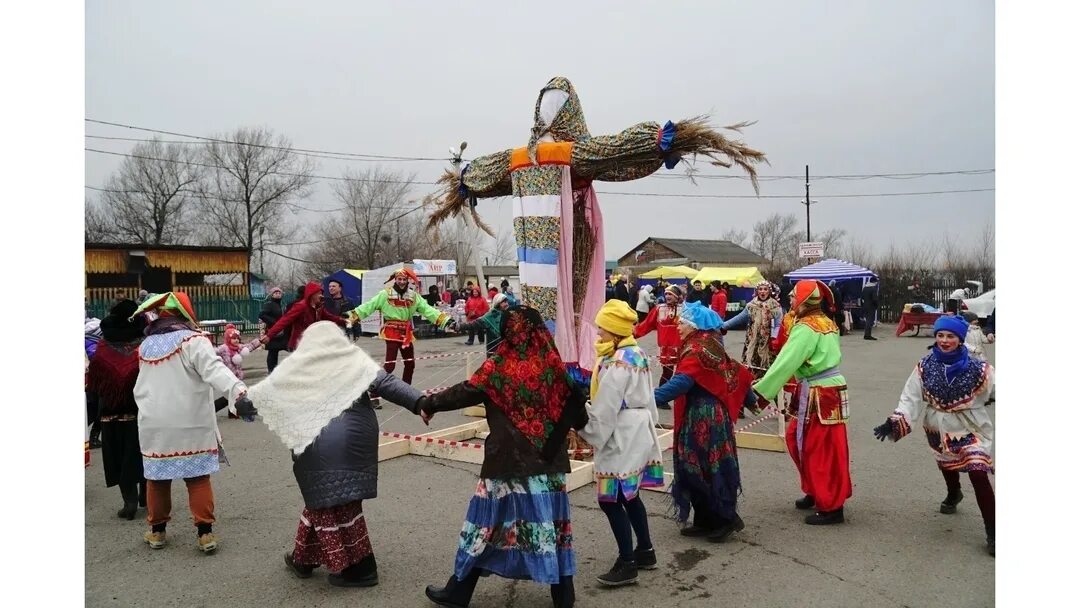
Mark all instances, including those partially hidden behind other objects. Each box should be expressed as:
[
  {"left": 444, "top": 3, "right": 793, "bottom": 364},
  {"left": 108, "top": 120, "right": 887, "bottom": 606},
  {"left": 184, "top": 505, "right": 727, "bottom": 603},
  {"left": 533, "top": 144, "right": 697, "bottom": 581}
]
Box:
[
  {"left": 425, "top": 76, "right": 764, "bottom": 378},
  {"left": 752, "top": 280, "right": 852, "bottom": 525},
  {"left": 346, "top": 268, "right": 454, "bottom": 386},
  {"left": 130, "top": 292, "right": 254, "bottom": 552},
  {"left": 634, "top": 284, "right": 685, "bottom": 401}
]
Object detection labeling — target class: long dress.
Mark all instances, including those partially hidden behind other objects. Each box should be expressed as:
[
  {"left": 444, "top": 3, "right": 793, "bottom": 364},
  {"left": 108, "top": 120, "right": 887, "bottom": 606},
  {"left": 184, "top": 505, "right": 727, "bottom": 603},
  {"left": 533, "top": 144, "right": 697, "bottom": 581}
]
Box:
[
  {"left": 723, "top": 297, "right": 782, "bottom": 374},
  {"left": 654, "top": 330, "right": 750, "bottom": 528}
]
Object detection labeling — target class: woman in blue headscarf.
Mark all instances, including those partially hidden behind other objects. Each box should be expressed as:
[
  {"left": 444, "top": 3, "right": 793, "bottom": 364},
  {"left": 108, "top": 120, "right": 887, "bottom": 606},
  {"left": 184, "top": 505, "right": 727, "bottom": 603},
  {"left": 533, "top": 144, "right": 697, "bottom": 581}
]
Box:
[{"left": 873, "top": 316, "right": 996, "bottom": 556}]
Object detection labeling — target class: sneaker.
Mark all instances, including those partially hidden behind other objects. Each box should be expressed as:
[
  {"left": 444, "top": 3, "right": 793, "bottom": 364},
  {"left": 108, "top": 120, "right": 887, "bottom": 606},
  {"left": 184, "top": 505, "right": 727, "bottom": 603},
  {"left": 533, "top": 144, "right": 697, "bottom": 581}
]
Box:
[
  {"left": 597, "top": 557, "right": 638, "bottom": 587},
  {"left": 805, "top": 508, "right": 845, "bottom": 525},
  {"left": 634, "top": 547, "right": 658, "bottom": 570},
  {"left": 144, "top": 530, "right": 167, "bottom": 549},
  {"left": 284, "top": 552, "right": 314, "bottom": 579},
  {"left": 794, "top": 495, "right": 815, "bottom": 510},
  {"left": 940, "top": 489, "right": 964, "bottom": 514},
  {"left": 198, "top": 533, "right": 218, "bottom": 553}
]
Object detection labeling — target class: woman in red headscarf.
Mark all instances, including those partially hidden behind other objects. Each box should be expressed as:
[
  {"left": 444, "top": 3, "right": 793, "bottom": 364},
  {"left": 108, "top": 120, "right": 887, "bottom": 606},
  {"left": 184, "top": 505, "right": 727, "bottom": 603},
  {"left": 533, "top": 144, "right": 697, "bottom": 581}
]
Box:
[
  {"left": 753, "top": 280, "right": 852, "bottom": 526},
  {"left": 416, "top": 306, "right": 587, "bottom": 608},
  {"left": 262, "top": 282, "right": 346, "bottom": 353}
]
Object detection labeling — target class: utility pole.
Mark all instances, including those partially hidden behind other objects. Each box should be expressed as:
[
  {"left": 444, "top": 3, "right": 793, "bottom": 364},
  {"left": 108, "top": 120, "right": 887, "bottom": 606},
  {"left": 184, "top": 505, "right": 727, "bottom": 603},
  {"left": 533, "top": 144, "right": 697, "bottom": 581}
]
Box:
[{"left": 804, "top": 164, "right": 811, "bottom": 242}]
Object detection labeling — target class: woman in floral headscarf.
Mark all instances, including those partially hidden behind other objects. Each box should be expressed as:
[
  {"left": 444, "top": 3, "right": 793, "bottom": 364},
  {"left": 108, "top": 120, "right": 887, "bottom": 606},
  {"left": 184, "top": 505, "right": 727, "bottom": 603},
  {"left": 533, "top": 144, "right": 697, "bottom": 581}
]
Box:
[
  {"left": 418, "top": 306, "right": 588, "bottom": 608},
  {"left": 655, "top": 302, "right": 752, "bottom": 543},
  {"left": 722, "top": 280, "right": 782, "bottom": 375}
]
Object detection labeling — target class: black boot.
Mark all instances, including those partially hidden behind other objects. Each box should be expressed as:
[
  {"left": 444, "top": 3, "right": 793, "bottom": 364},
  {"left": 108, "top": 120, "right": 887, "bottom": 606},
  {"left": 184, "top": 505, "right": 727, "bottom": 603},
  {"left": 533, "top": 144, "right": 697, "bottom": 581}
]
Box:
[
  {"left": 805, "top": 507, "right": 845, "bottom": 525},
  {"left": 424, "top": 569, "right": 480, "bottom": 608},
  {"left": 89, "top": 423, "right": 102, "bottom": 449},
  {"left": 284, "top": 551, "right": 315, "bottom": 579},
  {"left": 794, "top": 495, "right": 815, "bottom": 510},
  {"left": 634, "top": 547, "right": 657, "bottom": 570},
  {"left": 940, "top": 488, "right": 964, "bottom": 514},
  {"left": 117, "top": 484, "right": 138, "bottom": 520},
  {"left": 550, "top": 575, "right": 576, "bottom": 607},
  {"left": 707, "top": 514, "right": 745, "bottom": 543},
  {"left": 328, "top": 554, "right": 378, "bottom": 587},
  {"left": 986, "top": 523, "right": 995, "bottom": 557},
  {"left": 138, "top": 481, "right": 147, "bottom": 508},
  {"left": 596, "top": 557, "right": 638, "bottom": 587}
]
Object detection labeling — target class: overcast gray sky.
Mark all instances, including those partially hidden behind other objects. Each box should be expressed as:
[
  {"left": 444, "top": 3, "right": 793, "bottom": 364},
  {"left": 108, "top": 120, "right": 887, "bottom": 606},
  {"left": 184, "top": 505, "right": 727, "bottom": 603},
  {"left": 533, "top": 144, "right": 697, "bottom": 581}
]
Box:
[{"left": 85, "top": 0, "right": 993, "bottom": 265}]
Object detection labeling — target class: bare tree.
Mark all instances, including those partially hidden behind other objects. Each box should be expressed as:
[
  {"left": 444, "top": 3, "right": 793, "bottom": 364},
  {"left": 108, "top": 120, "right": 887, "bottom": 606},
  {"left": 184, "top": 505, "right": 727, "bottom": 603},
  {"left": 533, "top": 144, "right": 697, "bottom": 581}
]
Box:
[
  {"left": 299, "top": 167, "right": 419, "bottom": 274},
  {"left": 720, "top": 227, "right": 750, "bottom": 249},
  {"left": 198, "top": 127, "right": 316, "bottom": 269},
  {"left": 751, "top": 213, "right": 801, "bottom": 267},
  {"left": 85, "top": 196, "right": 116, "bottom": 242},
  {"left": 840, "top": 238, "right": 876, "bottom": 267},
  {"left": 98, "top": 137, "right": 201, "bottom": 244},
  {"left": 814, "top": 228, "right": 847, "bottom": 258}
]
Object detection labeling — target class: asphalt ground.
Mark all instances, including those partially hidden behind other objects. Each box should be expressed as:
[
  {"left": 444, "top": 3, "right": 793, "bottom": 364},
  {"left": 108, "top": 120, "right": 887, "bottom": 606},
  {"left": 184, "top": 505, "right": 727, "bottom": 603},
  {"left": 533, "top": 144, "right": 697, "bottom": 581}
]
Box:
[{"left": 85, "top": 325, "right": 994, "bottom": 607}]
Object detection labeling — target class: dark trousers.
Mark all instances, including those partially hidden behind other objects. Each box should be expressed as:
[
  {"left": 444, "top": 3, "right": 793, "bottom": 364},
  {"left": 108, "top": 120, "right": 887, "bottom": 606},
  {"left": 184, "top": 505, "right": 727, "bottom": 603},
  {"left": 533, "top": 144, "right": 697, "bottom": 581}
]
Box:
[
  {"left": 862, "top": 308, "right": 875, "bottom": 338},
  {"left": 384, "top": 341, "right": 415, "bottom": 384},
  {"left": 598, "top": 494, "right": 653, "bottom": 561},
  {"left": 266, "top": 348, "right": 282, "bottom": 374},
  {"left": 637, "top": 310, "right": 648, "bottom": 323},
  {"left": 942, "top": 469, "right": 995, "bottom": 527}
]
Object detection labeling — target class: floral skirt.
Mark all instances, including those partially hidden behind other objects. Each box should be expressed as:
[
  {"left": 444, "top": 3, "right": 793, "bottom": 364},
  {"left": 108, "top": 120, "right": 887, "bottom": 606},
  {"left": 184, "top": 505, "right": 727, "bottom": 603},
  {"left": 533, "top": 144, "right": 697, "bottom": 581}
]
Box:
[
  {"left": 454, "top": 474, "right": 575, "bottom": 585},
  {"left": 671, "top": 394, "right": 741, "bottom": 523},
  {"left": 292, "top": 500, "right": 373, "bottom": 574}
]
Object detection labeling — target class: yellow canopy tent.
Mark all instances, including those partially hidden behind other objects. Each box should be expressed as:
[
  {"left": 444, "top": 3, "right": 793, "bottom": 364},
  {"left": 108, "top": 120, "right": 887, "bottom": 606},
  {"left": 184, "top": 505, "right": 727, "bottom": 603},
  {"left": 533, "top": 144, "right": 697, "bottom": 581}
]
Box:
[
  {"left": 639, "top": 265, "right": 700, "bottom": 280},
  {"left": 691, "top": 266, "right": 766, "bottom": 288}
]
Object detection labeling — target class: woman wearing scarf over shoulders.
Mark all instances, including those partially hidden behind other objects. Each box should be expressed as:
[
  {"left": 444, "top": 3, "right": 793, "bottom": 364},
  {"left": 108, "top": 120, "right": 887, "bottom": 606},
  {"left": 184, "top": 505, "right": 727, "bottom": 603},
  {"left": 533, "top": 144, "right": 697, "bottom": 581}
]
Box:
[
  {"left": 872, "top": 316, "right": 996, "bottom": 556},
  {"left": 654, "top": 301, "right": 752, "bottom": 543},
  {"left": 418, "top": 306, "right": 588, "bottom": 608}
]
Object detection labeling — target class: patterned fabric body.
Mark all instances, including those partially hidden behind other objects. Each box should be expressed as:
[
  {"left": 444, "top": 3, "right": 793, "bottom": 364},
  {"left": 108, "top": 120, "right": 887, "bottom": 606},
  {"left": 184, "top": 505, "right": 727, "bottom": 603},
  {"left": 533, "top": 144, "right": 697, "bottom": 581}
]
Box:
[
  {"left": 671, "top": 384, "right": 741, "bottom": 524},
  {"left": 454, "top": 474, "right": 575, "bottom": 585},
  {"left": 142, "top": 449, "right": 219, "bottom": 480},
  {"left": 469, "top": 308, "right": 570, "bottom": 452},
  {"left": 291, "top": 500, "right": 374, "bottom": 573}
]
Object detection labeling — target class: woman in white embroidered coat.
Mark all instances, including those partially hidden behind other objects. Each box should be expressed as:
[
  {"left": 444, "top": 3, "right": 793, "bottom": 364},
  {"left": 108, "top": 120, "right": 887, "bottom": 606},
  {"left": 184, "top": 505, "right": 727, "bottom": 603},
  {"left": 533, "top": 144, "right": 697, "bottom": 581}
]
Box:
[
  {"left": 873, "top": 316, "right": 996, "bottom": 556},
  {"left": 130, "top": 293, "right": 248, "bottom": 554},
  {"left": 578, "top": 300, "right": 665, "bottom": 588}
]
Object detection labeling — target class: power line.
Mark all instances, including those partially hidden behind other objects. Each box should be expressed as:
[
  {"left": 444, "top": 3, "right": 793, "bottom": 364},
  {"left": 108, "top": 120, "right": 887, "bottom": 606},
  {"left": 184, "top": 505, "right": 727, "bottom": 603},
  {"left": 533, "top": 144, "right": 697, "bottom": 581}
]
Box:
[
  {"left": 85, "top": 119, "right": 456, "bottom": 161},
  {"left": 85, "top": 134, "right": 444, "bottom": 164},
  {"left": 86, "top": 148, "right": 994, "bottom": 201}
]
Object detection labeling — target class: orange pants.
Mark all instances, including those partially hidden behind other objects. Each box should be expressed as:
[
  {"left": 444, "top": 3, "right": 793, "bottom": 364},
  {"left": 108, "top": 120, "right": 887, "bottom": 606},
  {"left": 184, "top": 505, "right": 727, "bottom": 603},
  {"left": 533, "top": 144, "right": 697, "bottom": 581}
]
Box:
[
  {"left": 785, "top": 417, "right": 852, "bottom": 512},
  {"left": 146, "top": 475, "right": 215, "bottom": 527}
]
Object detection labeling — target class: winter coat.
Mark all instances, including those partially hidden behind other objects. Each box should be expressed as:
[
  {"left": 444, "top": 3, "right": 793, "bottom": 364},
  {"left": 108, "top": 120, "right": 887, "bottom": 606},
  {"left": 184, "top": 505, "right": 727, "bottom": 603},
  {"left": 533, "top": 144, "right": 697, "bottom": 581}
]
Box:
[
  {"left": 292, "top": 371, "right": 422, "bottom": 509},
  {"left": 264, "top": 283, "right": 346, "bottom": 351},
  {"left": 258, "top": 299, "right": 289, "bottom": 350}
]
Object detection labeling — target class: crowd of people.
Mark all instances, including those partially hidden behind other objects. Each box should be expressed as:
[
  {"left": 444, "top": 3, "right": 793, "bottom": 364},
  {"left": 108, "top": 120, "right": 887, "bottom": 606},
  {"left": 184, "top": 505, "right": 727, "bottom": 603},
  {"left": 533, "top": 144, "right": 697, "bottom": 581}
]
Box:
[{"left": 84, "top": 268, "right": 996, "bottom": 606}]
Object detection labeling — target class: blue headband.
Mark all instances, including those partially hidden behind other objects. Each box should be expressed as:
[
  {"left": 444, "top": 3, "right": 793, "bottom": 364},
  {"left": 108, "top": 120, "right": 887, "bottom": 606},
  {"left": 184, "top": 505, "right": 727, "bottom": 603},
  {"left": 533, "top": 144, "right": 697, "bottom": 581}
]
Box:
[
  {"left": 933, "top": 315, "right": 969, "bottom": 341},
  {"left": 680, "top": 301, "right": 722, "bottom": 331}
]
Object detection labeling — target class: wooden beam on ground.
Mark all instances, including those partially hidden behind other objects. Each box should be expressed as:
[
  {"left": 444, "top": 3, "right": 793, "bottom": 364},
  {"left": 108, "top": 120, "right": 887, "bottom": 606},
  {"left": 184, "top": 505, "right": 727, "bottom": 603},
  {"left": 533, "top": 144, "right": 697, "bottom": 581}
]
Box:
[
  {"left": 462, "top": 405, "right": 486, "bottom": 418},
  {"left": 409, "top": 438, "right": 486, "bottom": 465},
  {"left": 735, "top": 431, "right": 786, "bottom": 452},
  {"left": 377, "top": 435, "right": 411, "bottom": 462},
  {"left": 566, "top": 460, "right": 594, "bottom": 492},
  {"left": 421, "top": 419, "right": 488, "bottom": 441}
]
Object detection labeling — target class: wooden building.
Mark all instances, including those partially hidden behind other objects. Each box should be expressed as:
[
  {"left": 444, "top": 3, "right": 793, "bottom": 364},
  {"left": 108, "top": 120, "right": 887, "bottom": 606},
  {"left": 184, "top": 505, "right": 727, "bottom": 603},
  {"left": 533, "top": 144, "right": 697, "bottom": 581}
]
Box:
[{"left": 85, "top": 243, "right": 251, "bottom": 302}]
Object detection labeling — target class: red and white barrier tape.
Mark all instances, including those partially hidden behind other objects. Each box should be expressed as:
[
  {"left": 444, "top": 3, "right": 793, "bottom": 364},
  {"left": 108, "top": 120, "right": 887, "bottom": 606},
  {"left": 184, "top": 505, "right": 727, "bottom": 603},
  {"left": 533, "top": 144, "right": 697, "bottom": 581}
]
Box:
[
  {"left": 733, "top": 404, "right": 785, "bottom": 433},
  {"left": 381, "top": 431, "right": 484, "bottom": 450},
  {"left": 376, "top": 350, "right": 477, "bottom": 366}
]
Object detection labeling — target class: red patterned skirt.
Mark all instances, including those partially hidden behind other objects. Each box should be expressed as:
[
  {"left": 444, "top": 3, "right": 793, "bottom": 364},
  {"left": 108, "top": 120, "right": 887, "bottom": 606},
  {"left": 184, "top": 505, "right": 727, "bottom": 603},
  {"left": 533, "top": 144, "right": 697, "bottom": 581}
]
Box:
[{"left": 292, "top": 500, "right": 373, "bottom": 573}]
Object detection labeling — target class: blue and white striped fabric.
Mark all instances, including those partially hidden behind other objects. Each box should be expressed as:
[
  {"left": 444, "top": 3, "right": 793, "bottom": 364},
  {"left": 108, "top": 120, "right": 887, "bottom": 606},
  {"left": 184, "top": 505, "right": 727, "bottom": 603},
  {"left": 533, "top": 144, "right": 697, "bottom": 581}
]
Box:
[{"left": 784, "top": 259, "right": 877, "bottom": 282}]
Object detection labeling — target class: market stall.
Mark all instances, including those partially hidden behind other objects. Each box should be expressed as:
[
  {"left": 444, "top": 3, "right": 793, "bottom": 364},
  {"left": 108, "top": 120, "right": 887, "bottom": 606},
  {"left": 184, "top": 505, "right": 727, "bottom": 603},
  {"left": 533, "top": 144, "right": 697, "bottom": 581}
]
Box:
[{"left": 784, "top": 259, "right": 878, "bottom": 326}]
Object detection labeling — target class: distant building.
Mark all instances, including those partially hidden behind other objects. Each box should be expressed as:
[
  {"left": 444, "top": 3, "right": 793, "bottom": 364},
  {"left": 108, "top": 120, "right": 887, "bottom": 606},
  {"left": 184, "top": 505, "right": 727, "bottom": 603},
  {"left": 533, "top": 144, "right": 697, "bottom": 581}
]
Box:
[
  {"left": 85, "top": 242, "right": 252, "bottom": 302},
  {"left": 617, "top": 237, "right": 768, "bottom": 270}
]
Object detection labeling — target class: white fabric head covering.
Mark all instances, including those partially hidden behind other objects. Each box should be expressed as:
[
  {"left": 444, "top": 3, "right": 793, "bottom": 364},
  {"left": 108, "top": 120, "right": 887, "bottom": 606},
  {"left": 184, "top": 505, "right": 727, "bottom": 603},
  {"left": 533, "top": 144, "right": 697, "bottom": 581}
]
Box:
[{"left": 247, "top": 321, "right": 381, "bottom": 455}]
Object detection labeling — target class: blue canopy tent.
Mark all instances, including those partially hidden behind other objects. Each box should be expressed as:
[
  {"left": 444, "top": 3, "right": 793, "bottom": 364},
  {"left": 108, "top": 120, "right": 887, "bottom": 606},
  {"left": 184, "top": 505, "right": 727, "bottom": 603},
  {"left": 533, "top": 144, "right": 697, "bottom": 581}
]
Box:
[{"left": 784, "top": 259, "right": 878, "bottom": 326}]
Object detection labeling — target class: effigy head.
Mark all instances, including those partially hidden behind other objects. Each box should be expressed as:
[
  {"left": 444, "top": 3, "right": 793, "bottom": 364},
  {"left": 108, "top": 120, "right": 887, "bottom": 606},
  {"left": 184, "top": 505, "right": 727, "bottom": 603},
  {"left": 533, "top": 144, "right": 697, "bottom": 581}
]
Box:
[{"left": 529, "top": 77, "right": 591, "bottom": 161}]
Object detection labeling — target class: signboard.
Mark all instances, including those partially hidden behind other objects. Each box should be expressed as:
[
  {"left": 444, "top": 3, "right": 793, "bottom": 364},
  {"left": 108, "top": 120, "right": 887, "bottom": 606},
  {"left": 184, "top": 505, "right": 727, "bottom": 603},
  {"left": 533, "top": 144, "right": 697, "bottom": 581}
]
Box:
[
  {"left": 798, "top": 242, "right": 825, "bottom": 259},
  {"left": 412, "top": 259, "right": 457, "bottom": 275}
]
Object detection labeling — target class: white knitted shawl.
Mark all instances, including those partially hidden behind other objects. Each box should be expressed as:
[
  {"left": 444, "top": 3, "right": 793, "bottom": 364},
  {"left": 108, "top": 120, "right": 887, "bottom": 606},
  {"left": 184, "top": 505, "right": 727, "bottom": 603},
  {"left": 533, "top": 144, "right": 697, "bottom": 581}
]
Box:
[{"left": 248, "top": 321, "right": 381, "bottom": 455}]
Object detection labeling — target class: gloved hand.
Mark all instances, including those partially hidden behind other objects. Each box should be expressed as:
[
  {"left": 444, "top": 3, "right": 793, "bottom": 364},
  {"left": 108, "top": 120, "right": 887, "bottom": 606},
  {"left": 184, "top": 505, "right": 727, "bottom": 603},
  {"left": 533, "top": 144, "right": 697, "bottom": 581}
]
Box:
[
  {"left": 445, "top": 321, "right": 458, "bottom": 333},
  {"left": 234, "top": 396, "right": 258, "bottom": 422},
  {"left": 873, "top": 420, "right": 892, "bottom": 442}
]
